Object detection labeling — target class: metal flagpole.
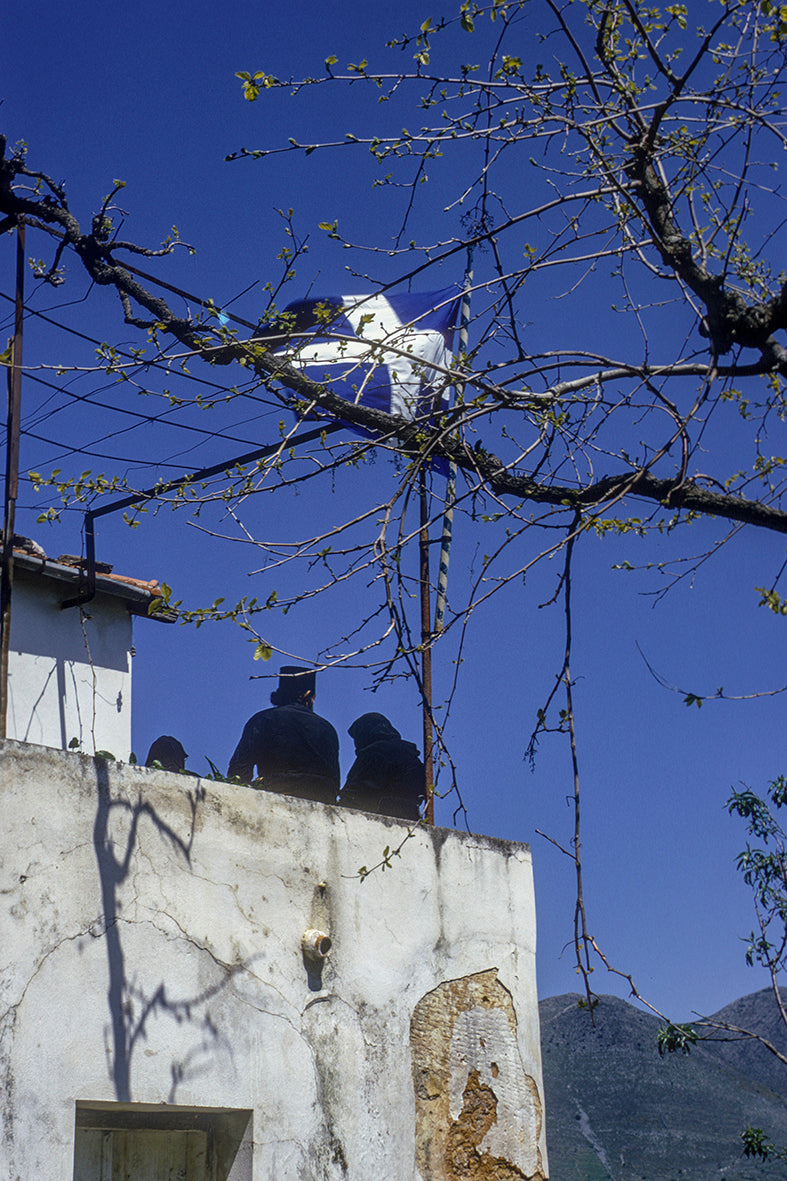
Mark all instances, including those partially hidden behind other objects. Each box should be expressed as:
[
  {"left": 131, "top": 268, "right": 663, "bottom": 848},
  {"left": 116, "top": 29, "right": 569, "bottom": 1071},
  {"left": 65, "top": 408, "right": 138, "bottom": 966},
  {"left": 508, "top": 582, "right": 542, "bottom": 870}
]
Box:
[
  {"left": 433, "top": 248, "right": 473, "bottom": 635},
  {"left": 419, "top": 470, "right": 435, "bottom": 823},
  {"left": 0, "top": 223, "right": 25, "bottom": 738},
  {"left": 421, "top": 252, "right": 473, "bottom": 822}
]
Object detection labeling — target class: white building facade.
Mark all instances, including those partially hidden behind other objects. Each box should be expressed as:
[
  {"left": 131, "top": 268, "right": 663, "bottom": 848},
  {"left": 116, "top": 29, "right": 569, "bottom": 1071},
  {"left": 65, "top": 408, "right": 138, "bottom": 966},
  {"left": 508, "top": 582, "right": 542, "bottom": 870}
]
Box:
[
  {"left": 0, "top": 741, "right": 548, "bottom": 1180},
  {"left": 4, "top": 548, "right": 170, "bottom": 759}
]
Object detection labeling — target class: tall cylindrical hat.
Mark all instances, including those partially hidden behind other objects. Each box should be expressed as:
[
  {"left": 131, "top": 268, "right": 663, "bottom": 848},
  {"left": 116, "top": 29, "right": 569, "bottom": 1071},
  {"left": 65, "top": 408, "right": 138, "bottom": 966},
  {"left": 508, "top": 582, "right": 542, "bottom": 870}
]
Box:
[{"left": 275, "top": 666, "right": 316, "bottom": 703}]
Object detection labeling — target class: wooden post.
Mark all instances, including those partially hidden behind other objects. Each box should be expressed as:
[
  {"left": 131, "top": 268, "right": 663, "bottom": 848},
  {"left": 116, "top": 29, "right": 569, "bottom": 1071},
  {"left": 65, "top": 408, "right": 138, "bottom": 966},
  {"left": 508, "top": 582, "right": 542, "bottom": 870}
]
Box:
[{"left": 0, "top": 223, "right": 24, "bottom": 738}]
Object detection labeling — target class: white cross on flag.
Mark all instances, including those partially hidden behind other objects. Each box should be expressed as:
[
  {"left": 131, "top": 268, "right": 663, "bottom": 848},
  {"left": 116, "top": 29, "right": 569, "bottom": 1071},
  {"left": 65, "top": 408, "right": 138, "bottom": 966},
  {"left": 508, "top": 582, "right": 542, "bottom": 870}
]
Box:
[{"left": 271, "top": 287, "right": 462, "bottom": 420}]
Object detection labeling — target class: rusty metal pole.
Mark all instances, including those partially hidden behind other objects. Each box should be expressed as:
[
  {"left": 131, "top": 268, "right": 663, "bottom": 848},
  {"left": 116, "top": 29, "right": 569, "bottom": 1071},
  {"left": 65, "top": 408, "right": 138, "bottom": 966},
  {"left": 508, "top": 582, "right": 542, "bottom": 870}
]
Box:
[
  {"left": 0, "top": 223, "right": 25, "bottom": 738},
  {"left": 419, "top": 468, "right": 435, "bottom": 823}
]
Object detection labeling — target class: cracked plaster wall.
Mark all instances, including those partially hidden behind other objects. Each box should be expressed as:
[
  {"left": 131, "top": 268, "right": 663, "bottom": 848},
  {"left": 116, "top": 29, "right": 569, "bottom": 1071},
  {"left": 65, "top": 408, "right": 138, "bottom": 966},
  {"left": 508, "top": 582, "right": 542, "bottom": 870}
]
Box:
[{"left": 0, "top": 740, "right": 547, "bottom": 1180}]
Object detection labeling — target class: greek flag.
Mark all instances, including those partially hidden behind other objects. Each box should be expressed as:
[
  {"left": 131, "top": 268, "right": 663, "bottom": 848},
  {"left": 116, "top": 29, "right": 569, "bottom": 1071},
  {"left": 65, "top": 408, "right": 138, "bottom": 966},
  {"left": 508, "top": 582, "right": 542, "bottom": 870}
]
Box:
[{"left": 270, "top": 287, "right": 462, "bottom": 420}]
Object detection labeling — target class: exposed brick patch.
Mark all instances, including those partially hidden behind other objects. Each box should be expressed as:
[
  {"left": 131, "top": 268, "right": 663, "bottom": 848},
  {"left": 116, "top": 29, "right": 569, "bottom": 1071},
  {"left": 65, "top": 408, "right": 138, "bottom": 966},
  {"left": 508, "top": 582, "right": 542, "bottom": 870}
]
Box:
[{"left": 410, "top": 970, "right": 545, "bottom": 1180}]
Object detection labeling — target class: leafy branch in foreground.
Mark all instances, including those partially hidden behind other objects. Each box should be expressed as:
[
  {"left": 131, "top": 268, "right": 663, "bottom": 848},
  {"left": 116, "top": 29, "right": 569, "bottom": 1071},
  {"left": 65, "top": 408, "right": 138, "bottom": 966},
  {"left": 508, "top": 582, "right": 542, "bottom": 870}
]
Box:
[
  {"left": 742, "top": 1124, "right": 787, "bottom": 1162},
  {"left": 660, "top": 776, "right": 787, "bottom": 1162},
  {"left": 7, "top": 0, "right": 787, "bottom": 540},
  {"left": 656, "top": 1022, "right": 698, "bottom": 1056}
]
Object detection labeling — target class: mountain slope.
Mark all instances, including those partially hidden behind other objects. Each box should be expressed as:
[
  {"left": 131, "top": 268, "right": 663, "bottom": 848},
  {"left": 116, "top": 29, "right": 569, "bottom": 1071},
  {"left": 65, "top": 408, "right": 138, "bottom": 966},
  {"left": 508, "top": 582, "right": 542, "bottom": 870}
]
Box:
[{"left": 539, "top": 990, "right": 787, "bottom": 1181}]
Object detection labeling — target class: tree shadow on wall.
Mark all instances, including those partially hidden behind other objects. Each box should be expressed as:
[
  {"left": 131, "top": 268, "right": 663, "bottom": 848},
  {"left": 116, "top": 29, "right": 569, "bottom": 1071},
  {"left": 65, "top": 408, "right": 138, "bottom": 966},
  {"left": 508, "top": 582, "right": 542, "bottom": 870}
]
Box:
[{"left": 92, "top": 760, "right": 248, "bottom": 1102}]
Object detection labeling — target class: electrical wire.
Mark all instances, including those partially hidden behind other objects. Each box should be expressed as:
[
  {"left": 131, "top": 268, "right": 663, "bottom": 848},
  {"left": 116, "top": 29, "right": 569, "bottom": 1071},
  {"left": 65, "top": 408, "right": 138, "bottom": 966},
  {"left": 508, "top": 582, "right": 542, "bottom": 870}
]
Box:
[
  {"left": 0, "top": 262, "right": 319, "bottom": 502},
  {"left": 0, "top": 289, "right": 262, "bottom": 395}
]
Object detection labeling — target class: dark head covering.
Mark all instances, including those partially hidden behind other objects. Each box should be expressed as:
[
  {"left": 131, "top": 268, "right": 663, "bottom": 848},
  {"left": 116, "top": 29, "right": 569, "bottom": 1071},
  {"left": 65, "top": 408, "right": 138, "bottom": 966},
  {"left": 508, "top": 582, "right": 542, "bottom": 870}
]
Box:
[
  {"left": 145, "top": 735, "right": 188, "bottom": 772},
  {"left": 348, "top": 712, "right": 402, "bottom": 751},
  {"left": 270, "top": 666, "right": 316, "bottom": 706},
  {"left": 341, "top": 712, "right": 424, "bottom": 820}
]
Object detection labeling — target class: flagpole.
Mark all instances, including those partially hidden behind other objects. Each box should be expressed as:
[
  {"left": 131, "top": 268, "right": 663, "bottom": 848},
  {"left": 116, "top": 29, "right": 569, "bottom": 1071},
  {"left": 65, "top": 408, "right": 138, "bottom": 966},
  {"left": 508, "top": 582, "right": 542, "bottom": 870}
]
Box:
[
  {"left": 421, "top": 254, "right": 473, "bottom": 823},
  {"left": 419, "top": 468, "right": 435, "bottom": 823},
  {"left": 0, "top": 223, "right": 24, "bottom": 739},
  {"left": 433, "top": 250, "right": 473, "bottom": 635}
]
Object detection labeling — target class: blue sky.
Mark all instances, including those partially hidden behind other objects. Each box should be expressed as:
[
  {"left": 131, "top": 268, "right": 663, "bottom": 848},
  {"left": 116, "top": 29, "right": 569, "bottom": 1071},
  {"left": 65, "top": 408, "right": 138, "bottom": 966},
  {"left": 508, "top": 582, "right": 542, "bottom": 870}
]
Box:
[{"left": 2, "top": 0, "right": 786, "bottom": 1022}]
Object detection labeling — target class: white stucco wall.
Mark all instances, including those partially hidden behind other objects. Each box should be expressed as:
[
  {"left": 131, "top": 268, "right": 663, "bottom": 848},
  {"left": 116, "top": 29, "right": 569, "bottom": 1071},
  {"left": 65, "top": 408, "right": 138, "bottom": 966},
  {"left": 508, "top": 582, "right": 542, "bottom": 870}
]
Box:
[
  {"left": 0, "top": 741, "right": 547, "bottom": 1181},
  {"left": 6, "top": 571, "right": 134, "bottom": 759}
]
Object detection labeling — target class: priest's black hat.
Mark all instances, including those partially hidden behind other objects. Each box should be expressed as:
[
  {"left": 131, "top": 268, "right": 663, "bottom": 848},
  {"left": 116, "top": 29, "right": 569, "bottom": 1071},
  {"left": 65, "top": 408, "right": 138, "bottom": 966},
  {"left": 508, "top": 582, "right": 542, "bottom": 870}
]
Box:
[{"left": 271, "top": 665, "right": 316, "bottom": 705}]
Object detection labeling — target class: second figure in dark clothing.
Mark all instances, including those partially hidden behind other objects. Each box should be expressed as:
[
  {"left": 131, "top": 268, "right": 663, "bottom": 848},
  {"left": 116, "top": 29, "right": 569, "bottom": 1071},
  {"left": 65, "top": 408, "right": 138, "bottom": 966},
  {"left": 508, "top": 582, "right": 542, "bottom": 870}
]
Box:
[
  {"left": 339, "top": 712, "right": 426, "bottom": 821},
  {"left": 227, "top": 666, "right": 340, "bottom": 805}
]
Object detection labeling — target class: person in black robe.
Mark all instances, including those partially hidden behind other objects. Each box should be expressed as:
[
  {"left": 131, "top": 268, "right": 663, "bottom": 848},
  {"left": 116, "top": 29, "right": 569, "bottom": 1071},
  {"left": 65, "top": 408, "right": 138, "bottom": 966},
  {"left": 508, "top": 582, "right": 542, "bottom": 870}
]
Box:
[
  {"left": 227, "top": 666, "right": 340, "bottom": 805},
  {"left": 339, "top": 712, "right": 425, "bottom": 821},
  {"left": 145, "top": 735, "right": 188, "bottom": 772}
]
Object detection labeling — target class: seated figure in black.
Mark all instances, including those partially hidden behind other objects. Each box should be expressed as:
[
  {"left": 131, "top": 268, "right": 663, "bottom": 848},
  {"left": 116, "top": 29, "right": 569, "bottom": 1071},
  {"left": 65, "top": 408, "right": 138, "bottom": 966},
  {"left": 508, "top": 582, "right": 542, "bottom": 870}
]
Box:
[
  {"left": 227, "top": 666, "right": 340, "bottom": 806},
  {"left": 339, "top": 712, "right": 425, "bottom": 821},
  {"left": 145, "top": 735, "right": 188, "bottom": 772}
]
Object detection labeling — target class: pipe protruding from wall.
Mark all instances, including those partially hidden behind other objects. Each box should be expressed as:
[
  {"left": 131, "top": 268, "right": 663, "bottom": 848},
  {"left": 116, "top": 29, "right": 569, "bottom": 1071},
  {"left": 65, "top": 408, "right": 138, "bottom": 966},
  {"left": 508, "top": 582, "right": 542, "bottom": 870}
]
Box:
[{"left": 302, "top": 928, "right": 332, "bottom": 962}]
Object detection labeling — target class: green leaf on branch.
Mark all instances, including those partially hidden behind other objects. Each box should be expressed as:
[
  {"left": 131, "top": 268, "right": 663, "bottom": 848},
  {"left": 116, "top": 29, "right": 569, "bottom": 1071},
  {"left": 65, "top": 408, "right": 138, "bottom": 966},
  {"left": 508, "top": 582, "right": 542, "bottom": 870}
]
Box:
[
  {"left": 235, "top": 70, "right": 276, "bottom": 101},
  {"left": 741, "top": 1125, "right": 787, "bottom": 1160},
  {"left": 657, "top": 1023, "right": 698, "bottom": 1056},
  {"left": 755, "top": 586, "right": 787, "bottom": 615}
]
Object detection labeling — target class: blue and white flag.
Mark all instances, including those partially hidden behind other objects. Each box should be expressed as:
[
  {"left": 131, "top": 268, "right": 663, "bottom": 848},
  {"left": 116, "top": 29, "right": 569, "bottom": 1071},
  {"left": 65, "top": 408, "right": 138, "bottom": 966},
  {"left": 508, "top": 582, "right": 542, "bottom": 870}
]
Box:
[{"left": 270, "top": 287, "right": 462, "bottom": 421}]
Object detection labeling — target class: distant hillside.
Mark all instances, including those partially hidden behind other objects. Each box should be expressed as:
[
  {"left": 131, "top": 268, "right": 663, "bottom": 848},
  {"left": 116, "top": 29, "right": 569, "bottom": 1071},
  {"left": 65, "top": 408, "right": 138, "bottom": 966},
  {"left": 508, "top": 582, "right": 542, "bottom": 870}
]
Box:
[{"left": 539, "top": 989, "right": 787, "bottom": 1181}]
